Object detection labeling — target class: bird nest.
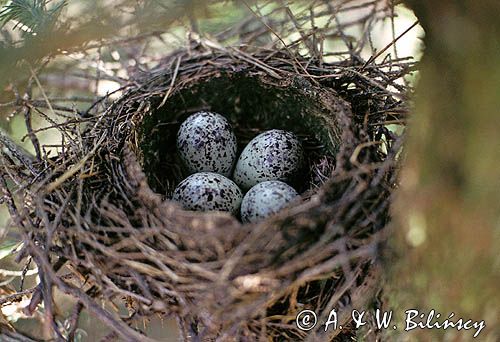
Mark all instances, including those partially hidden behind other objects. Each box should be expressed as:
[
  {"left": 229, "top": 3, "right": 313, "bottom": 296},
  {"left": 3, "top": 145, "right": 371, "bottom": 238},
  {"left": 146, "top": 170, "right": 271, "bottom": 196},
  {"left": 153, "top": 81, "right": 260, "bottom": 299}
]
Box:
[{"left": 0, "top": 2, "right": 415, "bottom": 341}]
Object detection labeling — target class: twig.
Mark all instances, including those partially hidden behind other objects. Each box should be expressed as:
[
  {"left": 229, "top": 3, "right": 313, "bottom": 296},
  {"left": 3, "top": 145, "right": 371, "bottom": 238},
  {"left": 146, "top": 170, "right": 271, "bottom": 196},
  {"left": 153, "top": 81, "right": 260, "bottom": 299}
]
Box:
[
  {"left": 0, "top": 127, "right": 36, "bottom": 174},
  {"left": 45, "top": 134, "right": 105, "bottom": 193},
  {"left": 158, "top": 56, "right": 182, "bottom": 108},
  {"left": 0, "top": 287, "right": 37, "bottom": 306},
  {"left": 67, "top": 301, "right": 84, "bottom": 341},
  {"left": 362, "top": 19, "right": 420, "bottom": 69}
]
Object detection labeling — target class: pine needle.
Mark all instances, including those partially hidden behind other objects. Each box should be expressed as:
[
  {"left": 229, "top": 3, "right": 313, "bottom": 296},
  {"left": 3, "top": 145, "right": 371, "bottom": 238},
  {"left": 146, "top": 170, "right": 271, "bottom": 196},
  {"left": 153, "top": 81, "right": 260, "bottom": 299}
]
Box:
[{"left": 0, "top": 0, "right": 67, "bottom": 35}]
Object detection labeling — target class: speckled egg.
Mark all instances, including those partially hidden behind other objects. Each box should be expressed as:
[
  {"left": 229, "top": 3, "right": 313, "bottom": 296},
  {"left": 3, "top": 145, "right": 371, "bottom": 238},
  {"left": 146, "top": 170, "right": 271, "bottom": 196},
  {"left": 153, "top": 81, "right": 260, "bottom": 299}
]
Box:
[
  {"left": 233, "top": 129, "right": 304, "bottom": 190},
  {"left": 177, "top": 111, "right": 237, "bottom": 176},
  {"left": 172, "top": 172, "right": 242, "bottom": 214},
  {"left": 241, "top": 181, "right": 299, "bottom": 223}
]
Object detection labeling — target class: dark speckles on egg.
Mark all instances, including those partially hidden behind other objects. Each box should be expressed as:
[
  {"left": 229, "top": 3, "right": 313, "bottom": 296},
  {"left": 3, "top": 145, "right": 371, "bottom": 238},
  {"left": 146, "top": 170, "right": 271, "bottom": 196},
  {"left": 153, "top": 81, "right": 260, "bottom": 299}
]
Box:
[
  {"left": 172, "top": 172, "right": 243, "bottom": 214},
  {"left": 233, "top": 129, "right": 304, "bottom": 190},
  {"left": 177, "top": 112, "right": 237, "bottom": 177}
]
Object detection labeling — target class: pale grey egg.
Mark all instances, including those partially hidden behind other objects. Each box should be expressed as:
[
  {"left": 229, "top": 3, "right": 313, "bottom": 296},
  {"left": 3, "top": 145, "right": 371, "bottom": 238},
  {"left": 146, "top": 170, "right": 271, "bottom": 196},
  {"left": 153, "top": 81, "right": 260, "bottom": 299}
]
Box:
[
  {"left": 177, "top": 111, "right": 237, "bottom": 177},
  {"left": 241, "top": 181, "right": 299, "bottom": 223},
  {"left": 172, "top": 172, "right": 242, "bottom": 214},
  {"left": 233, "top": 129, "right": 304, "bottom": 190}
]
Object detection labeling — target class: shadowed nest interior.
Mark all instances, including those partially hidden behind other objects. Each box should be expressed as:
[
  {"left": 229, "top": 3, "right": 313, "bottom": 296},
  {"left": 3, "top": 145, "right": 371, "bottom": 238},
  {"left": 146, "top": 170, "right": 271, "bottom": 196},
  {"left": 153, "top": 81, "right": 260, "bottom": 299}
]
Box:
[
  {"left": 0, "top": 2, "right": 416, "bottom": 341},
  {"left": 139, "top": 66, "right": 343, "bottom": 197}
]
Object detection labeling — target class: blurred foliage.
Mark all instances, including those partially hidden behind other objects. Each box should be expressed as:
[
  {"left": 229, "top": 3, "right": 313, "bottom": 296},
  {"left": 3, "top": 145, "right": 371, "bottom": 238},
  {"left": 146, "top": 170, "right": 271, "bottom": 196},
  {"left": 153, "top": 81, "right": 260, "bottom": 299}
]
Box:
[{"left": 0, "top": 0, "right": 242, "bottom": 88}]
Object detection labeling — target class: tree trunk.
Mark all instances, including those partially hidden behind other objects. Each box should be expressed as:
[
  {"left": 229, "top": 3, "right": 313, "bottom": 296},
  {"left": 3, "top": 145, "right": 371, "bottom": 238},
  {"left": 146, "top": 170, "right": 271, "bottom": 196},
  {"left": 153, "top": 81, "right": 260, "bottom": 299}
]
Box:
[{"left": 389, "top": 1, "right": 500, "bottom": 339}]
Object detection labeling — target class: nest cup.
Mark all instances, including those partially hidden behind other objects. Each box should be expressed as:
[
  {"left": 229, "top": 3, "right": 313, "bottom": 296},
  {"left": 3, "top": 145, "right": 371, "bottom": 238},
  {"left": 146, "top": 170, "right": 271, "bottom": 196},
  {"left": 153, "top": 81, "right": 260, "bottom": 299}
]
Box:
[{"left": 138, "top": 66, "right": 344, "bottom": 198}]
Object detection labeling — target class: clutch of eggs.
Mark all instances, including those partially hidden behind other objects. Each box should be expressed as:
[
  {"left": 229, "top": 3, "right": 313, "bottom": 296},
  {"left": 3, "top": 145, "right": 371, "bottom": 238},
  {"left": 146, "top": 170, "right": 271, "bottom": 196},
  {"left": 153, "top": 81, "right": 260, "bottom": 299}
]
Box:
[{"left": 172, "top": 111, "right": 304, "bottom": 222}]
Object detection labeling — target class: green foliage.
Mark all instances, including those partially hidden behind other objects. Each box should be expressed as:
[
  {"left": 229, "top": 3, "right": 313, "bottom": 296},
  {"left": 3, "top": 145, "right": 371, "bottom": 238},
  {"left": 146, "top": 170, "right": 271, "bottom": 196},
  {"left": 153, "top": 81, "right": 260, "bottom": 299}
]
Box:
[{"left": 0, "top": 0, "right": 67, "bottom": 34}]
